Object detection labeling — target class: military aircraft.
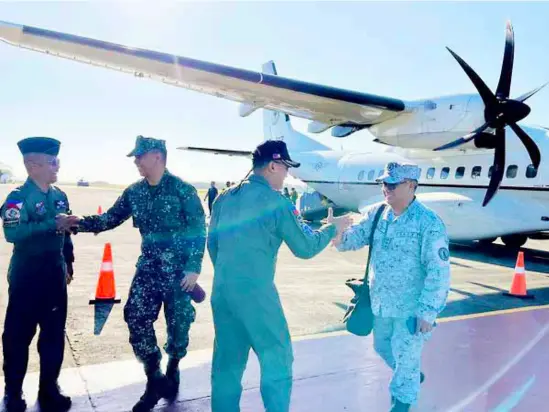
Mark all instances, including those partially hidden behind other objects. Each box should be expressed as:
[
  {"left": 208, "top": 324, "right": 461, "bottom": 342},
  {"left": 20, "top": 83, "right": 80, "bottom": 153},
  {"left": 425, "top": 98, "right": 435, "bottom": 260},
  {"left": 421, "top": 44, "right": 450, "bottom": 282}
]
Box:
[{"left": 0, "top": 20, "right": 548, "bottom": 247}]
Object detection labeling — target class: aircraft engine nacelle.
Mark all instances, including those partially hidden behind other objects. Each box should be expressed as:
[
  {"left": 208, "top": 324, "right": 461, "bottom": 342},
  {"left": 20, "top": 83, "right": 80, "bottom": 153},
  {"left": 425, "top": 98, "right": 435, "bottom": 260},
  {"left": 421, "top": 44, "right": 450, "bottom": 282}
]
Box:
[{"left": 368, "top": 94, "right": 486, "bottom": 150}]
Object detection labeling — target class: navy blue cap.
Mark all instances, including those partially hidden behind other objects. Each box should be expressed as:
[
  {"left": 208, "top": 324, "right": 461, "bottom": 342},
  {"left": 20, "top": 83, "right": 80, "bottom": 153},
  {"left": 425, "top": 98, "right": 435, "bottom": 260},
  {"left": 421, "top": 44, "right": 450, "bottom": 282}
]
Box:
[
  {"left": 17, "top": 137, "right": 61, "bottom": 156},
  {"left": 252, "top": 140, "right": 300, "bottom": 168}
]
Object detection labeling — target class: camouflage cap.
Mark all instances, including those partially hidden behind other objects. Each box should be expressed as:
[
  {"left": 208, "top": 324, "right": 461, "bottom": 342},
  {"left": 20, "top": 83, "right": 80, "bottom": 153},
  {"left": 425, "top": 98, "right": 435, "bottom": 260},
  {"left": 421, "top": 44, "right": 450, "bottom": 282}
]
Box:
[
  {"left": 17, "top": 137, "right": 61, "bottom": 156},
  {"left": 127, "top": 135, "right": 167, "bottom": 157},
  {"left": 376, "top": 161, "right": 420, "bottom": 184}
]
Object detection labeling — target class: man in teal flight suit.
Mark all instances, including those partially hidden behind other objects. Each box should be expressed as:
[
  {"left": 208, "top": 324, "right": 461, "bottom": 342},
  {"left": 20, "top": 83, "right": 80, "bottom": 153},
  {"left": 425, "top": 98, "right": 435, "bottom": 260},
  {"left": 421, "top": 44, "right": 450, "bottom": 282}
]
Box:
[
  {"left": 1, "top": 137, "right": 76, "bottom": 412},
  {"left": 74, "top": 136, "right": 206, "bottom": 412},
  {"left": 207, "top": 140, "right": 352, "bottom": 412}
]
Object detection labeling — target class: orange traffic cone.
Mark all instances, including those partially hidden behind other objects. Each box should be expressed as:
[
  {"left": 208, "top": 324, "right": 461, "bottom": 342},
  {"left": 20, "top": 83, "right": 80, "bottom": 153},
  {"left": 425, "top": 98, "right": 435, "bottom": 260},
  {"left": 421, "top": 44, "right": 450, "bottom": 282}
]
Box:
[
  {"left": 97, "top": 205, "right": 103, "bottom": 214},
  {"left": 89, "top": 243, "right": 121, "bottom": 304},
  {"left": 503, "top": 251, "right": 534, "bottom": 299}
]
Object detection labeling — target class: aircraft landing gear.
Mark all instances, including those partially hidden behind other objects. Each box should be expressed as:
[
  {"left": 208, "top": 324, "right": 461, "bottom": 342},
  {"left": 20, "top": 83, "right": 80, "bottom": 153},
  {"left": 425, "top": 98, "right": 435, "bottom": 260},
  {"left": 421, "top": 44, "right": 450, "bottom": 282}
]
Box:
[{"left": 501, "top": 234, "right": 528, "bottom": 249}]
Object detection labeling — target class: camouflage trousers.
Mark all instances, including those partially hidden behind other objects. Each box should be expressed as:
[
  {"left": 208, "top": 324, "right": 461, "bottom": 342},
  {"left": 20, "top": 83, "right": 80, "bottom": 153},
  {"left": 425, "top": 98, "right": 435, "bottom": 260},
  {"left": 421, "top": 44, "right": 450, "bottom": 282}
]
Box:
[
  {"left": 123, "top": 267, "right": 196, "bottom": 366},
  {"left": 373, "top": 316, "right": 432, "bottom": 405}
]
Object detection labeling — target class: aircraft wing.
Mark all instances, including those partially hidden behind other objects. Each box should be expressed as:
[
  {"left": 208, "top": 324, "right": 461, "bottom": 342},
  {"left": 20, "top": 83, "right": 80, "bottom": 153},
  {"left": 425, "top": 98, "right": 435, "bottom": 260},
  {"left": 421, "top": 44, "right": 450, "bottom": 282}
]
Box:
[
  {"left": 0, "top": 21, "right": 407, "bottom": 129},
  {"left": 177, "top": 146, "right": 252, "bottom": 158}
]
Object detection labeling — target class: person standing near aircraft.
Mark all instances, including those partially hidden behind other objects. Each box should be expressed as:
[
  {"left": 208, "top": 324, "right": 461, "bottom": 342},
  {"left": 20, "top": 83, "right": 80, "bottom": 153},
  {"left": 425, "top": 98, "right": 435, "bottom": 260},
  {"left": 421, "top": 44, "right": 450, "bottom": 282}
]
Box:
[
  {"left": 207, "top": 139, "right": 352, "bottom": 412},
  {"left": 334, "top": 162, "right": 451, "bottom": 412},
  {"left": 204, "top": 181, "right": 218, "bottom": 216},
  {"left": 1, "top": 137, "right": 76, "bottom": 412},
  {"left": 73, "top": 136, "right": 207, "bottom": 412},
  {"left": 290, "top": 188, "right": 298, "bottom": 205}
]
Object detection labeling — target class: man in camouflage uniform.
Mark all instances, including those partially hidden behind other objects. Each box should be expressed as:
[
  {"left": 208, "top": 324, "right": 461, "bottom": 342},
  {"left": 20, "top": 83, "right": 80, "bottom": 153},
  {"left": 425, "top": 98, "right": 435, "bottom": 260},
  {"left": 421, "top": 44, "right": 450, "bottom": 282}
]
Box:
[
  {"left": 208, "top": 140, "right": 352, "bottom": 412},
  {"left": 334, "top": 162, "right": 451, "bottom": 411},
  {"left": 75, "top": 136, "right": 206, "bottom": 412},
  {"left": 1, "top": 137, "right": 76, "bottom": 412}
]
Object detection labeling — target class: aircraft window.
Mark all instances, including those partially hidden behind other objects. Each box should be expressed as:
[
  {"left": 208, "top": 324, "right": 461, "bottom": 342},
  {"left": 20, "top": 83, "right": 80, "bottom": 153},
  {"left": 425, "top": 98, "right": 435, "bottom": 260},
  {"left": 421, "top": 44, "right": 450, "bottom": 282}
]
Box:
[
  {"left": 506, "top": 165, "right": 518, "bottom": 179},
  {"left": 472, "top": 166, "right": 482, "bottom": 179},
  {"left": 455, "top": 167, "right": 465, "bottom": 179},
  {"left": 526, "top": 164, "right": 538, "bottom": 178},
  {"left": 440, "top": 167, "right": 450, "bottom": 179},
  {"left": 424, "top": 100, "right": 437, "bottom": 111},
  {"left": 488, "top": 166, "right": 493, "bottom": 178},
  {"left": 358, "top": 171, "right": 365, "bottom": 181},
  {"left": 427, "top": 167, "right": 435, "bottom": 180},
  {"left": 367, "top": 170, "right": 375, "bottom": 180},
  {"left": 378, "top": 170, "right": 383, "bottom": 178}
]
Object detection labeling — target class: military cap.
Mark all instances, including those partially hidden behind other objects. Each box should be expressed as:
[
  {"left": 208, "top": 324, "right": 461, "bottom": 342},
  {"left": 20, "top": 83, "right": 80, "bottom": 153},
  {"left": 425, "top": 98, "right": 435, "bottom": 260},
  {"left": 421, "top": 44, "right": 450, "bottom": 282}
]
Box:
[
  {"left": 252, "top": 140, "right": 300, "bottom": 168},
  {"left": 17, "top": 137, "right": 61, "bottom": 156},
  {"left": 127, "top": 135, "right": 167, "bottom": 157},
  {"left": 376, "top": 161, "right": 420, "bottom": 184}
]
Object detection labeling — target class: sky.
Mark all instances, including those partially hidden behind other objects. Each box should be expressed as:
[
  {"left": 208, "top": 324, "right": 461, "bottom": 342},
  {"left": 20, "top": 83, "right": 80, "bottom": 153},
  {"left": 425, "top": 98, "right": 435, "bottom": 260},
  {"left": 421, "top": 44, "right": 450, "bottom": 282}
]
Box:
[{"left": 0, "top": 1, "right": 548, "bottom": 185}]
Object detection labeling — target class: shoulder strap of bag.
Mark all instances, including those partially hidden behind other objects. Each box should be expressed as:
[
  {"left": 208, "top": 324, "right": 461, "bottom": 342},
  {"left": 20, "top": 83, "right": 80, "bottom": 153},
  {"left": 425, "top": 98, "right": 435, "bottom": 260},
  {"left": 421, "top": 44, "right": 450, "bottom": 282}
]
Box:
[{"left": 362, "top": 203, "right": 386, "bottom": 286}]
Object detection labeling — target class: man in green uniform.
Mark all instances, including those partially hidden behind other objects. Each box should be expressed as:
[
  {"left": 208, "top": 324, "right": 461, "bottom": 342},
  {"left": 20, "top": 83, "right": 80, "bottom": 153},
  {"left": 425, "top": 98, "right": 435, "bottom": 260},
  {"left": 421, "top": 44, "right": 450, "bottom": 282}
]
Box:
[
  {"left": 74, "top": 136, "right": 206, "bottom": 412},
  {"left": 1, "top": 137, "right": 76, "bottom": 412},
  {"left": 208, "top": 140, "right": 352, "bottom": 412}
]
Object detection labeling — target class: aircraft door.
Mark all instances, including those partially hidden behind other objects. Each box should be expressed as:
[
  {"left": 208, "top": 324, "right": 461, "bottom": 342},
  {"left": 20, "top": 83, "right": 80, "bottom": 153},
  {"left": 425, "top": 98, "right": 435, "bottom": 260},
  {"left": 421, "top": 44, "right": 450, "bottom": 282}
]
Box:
[{"left": 338, "top": 154, "right": 355, "bottom": 193}]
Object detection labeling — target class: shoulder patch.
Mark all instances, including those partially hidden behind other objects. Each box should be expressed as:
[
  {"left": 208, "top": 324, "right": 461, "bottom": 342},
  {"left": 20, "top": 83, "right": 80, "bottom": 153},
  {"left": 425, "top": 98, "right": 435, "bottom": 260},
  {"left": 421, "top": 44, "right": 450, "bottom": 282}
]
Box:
[
  {"left": 3, "top": 199, "right": 23, "bottom": 226},
  {"left": 438, "top": 247, "right": 450, "bottom": 261}
]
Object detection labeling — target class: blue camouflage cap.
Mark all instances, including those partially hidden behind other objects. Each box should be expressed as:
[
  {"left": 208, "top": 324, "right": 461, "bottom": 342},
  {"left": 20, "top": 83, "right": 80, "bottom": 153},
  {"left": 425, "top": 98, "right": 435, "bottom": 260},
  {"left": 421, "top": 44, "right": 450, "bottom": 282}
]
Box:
[
  {"left": 376, "top": 161, "right": 420, "bottom": 184},
  {"left": 127, "top": 135, "right": 167, "bottom": 157}
]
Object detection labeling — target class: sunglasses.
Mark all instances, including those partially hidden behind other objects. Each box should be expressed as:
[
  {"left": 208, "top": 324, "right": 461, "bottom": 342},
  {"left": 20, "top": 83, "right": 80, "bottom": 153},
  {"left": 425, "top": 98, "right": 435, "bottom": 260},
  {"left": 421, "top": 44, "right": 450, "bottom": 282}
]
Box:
[{"left": 381, "top": 181, "right": 408, "bottom": 191}]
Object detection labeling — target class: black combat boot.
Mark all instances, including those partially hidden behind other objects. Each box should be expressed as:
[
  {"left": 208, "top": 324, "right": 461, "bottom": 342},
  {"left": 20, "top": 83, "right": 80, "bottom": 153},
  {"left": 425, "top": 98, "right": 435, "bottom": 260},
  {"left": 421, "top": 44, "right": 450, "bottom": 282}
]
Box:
[
  {"left": 164, "top": 357, "right": 180, "bottom": 401},
  {"left": 3, "top": 390, "right": 27, "bottom": 412},
  {"left": 37, "top": 383, "right": 71, "bottom": 412},
  {"left": 132, "top": 358, "right": 168, "bottom": 412}
]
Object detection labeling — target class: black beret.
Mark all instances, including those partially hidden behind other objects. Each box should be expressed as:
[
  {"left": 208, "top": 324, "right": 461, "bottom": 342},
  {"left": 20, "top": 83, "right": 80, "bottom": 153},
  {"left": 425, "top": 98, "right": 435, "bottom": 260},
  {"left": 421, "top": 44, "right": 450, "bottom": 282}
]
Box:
[{"left": 17, "top": 137, "right": 61, "bottom": 156}]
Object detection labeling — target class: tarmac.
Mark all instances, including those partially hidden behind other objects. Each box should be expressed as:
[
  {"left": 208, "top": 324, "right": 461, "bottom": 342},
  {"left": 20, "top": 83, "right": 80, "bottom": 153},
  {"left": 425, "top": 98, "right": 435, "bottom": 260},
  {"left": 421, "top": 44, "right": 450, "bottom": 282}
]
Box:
[{"left": 1, "top": 184, "right": 549, "bottom": 411}]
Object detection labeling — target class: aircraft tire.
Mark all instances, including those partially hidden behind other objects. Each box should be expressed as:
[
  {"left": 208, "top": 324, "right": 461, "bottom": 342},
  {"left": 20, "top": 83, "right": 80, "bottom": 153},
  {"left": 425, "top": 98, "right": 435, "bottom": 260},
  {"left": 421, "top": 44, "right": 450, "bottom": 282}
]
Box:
[{"left": 501, "top": 235, "right": 527, "bottom": 249}]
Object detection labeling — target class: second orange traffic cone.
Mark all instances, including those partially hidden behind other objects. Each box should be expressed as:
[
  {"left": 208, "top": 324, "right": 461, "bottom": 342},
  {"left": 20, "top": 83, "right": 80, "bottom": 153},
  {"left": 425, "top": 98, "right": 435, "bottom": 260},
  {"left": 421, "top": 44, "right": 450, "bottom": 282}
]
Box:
[
  {"left": 503, "top": 251, "right": 534, "bottom": 299},
  {"left": 89, "top": 243, "right": 121, "bottom": 304}
]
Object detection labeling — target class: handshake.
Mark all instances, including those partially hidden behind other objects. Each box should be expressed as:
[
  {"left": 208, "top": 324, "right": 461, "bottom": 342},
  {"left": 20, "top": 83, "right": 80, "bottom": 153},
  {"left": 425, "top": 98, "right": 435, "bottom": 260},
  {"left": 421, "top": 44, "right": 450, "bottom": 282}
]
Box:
[
  {"left": 55, "top": 214, "right": 81, "bottom": 233},
  {"left": 325, "top": 207, "right": 353, "bottom": 244}
]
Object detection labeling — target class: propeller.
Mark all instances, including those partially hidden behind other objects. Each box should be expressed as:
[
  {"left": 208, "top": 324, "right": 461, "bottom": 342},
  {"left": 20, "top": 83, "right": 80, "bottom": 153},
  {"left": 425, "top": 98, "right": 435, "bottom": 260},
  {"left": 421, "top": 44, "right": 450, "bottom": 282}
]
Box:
[{"left": 434, "top": 22, "right": 545, "bottom": 207}]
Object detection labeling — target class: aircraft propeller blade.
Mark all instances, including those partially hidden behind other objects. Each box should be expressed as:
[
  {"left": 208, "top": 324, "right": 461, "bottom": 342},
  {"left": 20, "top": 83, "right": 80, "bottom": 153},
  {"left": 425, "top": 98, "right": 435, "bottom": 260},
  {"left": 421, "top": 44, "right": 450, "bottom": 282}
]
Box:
[
  {"left": 446, "top": 47, "right": 497, "bottom": 108},
  {"left": 516, "top": 82, "right": 548, "bottom": 103},
  {"left": 433, "top": 122, "right": 490, "bottom": 151},
  {"left": 509, "top": 122, "right": 541, "bottom": 169},
  {"left": 483, "top": 129, "right": 506, "bottom": 207},
  {"left": 495, "top": 21, "right": 514, "bottom": 99}
]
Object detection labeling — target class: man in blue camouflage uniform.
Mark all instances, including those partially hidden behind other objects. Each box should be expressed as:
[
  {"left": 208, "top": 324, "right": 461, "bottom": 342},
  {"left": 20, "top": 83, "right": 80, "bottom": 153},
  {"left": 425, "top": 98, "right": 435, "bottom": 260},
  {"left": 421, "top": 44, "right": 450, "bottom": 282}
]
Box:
[
  {"left": 334, "top": 162, "right": 451, "bottom": 411},
  {"left": 1, "top": 137, "right": 76, "bottom": 412},
  {"left": 75, "top": 136, "right": 206, "bottom": 412},
  {"left": 208, "top": 140, "right": 352, "bottom": 412}
]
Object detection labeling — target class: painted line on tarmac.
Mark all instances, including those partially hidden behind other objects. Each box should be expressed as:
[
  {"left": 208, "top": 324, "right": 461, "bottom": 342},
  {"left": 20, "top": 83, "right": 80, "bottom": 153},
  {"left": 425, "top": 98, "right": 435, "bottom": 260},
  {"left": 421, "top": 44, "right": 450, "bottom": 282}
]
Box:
[{"left": 295, "top": 304, "right": 549, "bottom": 342}]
